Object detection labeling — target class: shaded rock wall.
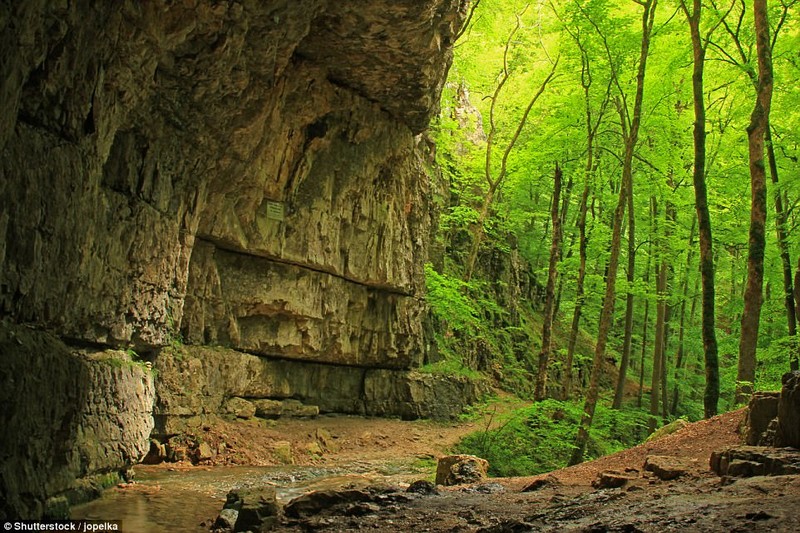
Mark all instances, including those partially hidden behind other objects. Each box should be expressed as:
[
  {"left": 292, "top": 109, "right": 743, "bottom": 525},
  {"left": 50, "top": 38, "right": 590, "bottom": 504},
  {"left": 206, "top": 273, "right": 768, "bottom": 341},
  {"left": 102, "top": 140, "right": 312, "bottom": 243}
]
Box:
[
  {"left": 0, "top": 322, "right": 155, "bottom": 519},
  {"left": 154, "top": 346, "right": 488, "bottom": 434},
  {"left": 184, "top": 241, "right": 427, "bottom": 368}
]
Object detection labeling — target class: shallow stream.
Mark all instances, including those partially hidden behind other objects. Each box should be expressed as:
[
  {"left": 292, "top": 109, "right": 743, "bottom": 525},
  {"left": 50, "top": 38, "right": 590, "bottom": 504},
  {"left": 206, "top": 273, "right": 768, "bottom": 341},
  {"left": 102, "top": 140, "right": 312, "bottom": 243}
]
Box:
[{"left": 71, "top": 461, "right": 425, "bottom": 532}]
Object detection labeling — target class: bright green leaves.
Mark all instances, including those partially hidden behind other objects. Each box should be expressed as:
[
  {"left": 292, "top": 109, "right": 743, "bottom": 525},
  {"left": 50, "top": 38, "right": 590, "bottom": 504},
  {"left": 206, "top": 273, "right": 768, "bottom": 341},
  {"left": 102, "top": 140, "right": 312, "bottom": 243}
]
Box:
[
  {"left": 425, "top": 263, "right": 481, "bottom": 333},
  {"left": 454, "top": 398, "right": 650, "bottom": 476}
]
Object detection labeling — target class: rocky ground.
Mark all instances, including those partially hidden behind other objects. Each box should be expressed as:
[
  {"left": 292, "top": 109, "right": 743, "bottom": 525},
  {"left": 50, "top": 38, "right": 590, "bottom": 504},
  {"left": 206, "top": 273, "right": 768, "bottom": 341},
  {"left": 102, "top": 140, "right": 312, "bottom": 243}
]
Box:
[{"left": 128, "top": 399, "right": 800, "bottom": 532}]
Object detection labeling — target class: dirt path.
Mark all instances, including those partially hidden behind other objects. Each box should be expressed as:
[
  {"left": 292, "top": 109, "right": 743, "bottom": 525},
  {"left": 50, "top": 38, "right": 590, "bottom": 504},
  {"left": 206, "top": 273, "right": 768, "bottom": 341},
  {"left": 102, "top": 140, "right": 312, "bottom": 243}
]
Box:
[{"left": 172, "top": 393, "right": 528, "bottom": 468}]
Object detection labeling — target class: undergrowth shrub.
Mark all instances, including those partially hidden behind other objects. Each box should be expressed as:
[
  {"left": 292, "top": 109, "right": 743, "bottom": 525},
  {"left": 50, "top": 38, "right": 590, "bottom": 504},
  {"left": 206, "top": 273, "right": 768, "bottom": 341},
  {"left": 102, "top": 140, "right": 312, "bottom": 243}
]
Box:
[
  {"left": 454, "top": 399, "right": 649, "bottom": 477},
  {"left": 424, "top": 263, "right": 537, "bottom": 396}
]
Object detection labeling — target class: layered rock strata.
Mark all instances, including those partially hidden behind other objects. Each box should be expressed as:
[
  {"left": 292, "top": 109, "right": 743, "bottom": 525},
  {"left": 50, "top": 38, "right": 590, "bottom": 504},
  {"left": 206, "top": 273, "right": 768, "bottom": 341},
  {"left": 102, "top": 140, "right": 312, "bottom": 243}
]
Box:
[{"left": 154, "top": 346, "right": 487, "bottom": 435}]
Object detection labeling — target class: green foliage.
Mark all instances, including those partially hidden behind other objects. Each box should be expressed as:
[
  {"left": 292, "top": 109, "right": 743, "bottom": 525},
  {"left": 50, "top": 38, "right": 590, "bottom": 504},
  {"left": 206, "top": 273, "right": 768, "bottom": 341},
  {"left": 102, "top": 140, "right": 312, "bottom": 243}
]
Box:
[
  {"left": 102, "top": 349, "right": 153, "bottom": 375},
  {"left": 418, "top": 355, "right": 482, "bottom": 380},
  {"left": 431, "top": 0, "right": 799, "bottom": 435},
  {"left": 756, "top": 335, "right": 798, "bottom": 390},
  {"left": 425, "top": 263, "right": 481, "bottom": 332},
  {"left": 454, "top": 399, "right": 649, "bottom": 477},
  {"left": 424, "top": 261, "right": 540, "bottom": 396}
]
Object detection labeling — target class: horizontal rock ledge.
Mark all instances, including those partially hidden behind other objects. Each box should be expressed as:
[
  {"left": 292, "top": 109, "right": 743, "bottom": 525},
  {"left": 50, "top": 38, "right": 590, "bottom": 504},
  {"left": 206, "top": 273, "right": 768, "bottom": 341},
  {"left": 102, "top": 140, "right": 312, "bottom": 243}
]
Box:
[{"left": 152, "top": 345, "right": 489, "bottom": 436}]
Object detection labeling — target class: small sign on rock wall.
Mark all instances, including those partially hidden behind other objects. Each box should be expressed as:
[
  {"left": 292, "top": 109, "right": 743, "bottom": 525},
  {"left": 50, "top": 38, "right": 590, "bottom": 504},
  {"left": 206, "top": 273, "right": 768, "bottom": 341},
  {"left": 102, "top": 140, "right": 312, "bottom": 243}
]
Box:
[{"left": 266, "top": 201, "right": 285, "bottom": 221}]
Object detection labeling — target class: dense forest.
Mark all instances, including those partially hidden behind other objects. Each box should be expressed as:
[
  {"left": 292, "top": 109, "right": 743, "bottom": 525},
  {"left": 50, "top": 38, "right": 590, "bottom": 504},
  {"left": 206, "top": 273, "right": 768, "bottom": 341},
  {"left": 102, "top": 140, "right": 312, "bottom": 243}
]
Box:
[{"left": 427, "top": 0, "right": 800, "bottom": 473}]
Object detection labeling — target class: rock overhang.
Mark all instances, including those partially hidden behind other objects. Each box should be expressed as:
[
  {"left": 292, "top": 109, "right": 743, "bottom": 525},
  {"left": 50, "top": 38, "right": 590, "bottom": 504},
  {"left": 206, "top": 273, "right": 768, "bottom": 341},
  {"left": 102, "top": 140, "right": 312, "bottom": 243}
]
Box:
[{"left": 296, "top": 0, "right": 467, "bottom": 134}]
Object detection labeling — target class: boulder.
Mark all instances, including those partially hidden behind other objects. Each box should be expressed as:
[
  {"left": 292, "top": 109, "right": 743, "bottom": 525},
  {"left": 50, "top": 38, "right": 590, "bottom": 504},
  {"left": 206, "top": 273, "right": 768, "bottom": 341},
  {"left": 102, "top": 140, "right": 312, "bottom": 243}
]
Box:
[
  {"left": 710, "top": 445, "right": 800, "bottom": 477},
  {"left": 224, "top": 487, "right": 280, "bottom": 532},
  {"left": 435, "top": 455, "right": 489, "bottom": 486},
  {"left": 165, "top": 438, "right": 188, "bottom": 462},
  {"left": 745, "top": 391, "right": 780, "bottom": 445},
  {"left": 213, "top": 508, "right": 239, "bottom": 530},
  {"left": 314, "top": 428, "right": 339, "bottom": 453},
  {"left": 142, "top": 439, "right": 168, "bottom": 465},
  {"left": 253, "top": 399, "right": 319, "bottom": 419},
  {"left": 522, "top": 475, "right": 560, "bottom": 492},
  {"left": 593, "top": 471, "right": 637, "bottom": 489},
  {"left": 406, "top": 480, "right": 438, "bottom": 495},
  {"left": 272, "top": 441, "right": 294, "bottom": 465},
  {"left": 283, "top": 486, "right": 399, "bottom": 519},
  {"left": 777, "top": 371, "right": 800, "bottom": 448},
  {"left": 222, "top": 397, "right": 256, "bottom": 419},
  {"left": 252, "top": 399, "right": 283, "bottom": 419},
  {"left": 643, "top": 456, "right": 690, "bottom": 481},
  {"left": 195, "top": 442, "right": 215, "bottom": 463},
  {"left": 726, "top": 460, "right": 765, "bottom": 477},
  {"left": 0, "top": 325, "right": 155, "bottom": 519}
]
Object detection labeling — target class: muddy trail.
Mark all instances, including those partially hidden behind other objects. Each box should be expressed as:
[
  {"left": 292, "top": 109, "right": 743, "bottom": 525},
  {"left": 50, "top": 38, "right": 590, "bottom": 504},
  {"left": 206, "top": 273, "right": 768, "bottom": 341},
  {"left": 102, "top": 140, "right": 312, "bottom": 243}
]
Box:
[{"left": 74, "top": 403, "right": 799, "bottom": 532}]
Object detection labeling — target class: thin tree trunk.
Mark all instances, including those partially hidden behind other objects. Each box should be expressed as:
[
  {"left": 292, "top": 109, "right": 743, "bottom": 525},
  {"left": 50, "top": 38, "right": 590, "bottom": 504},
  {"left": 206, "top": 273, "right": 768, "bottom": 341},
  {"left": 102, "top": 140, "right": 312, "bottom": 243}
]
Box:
[
  {"left": 613, "top": 176, "right": 636, "bottom": 409},
  {"left": 564, "top": 180, "right": 590, "bottom": 401},
  {"left": 690, "top": 268, "right": 700, "bottom": 324},
  {"left": 659, "top": 198, "right": 676, "bottom": 419},
  {"left": 563, "top": 31, "right": 610, "bottom": 400},
  {"left": 535, "top": 163, "right": 563, "bottom": 401},
  {"left": 650, "top": 247, "right": 668, "bottom": 434},
  {"left": 767, "top": 124, "right": 798, "bottom": 371},
  {"left": 571, "top": 0, "right": 658, "bottom": 465},
  {"left": 794, "top": 257, "right": 800, "bottom": 371},
  {"left": 672, "top": 218, "right": 696, "bottom": 414},
  {"left": 681, "top": 0, "right": 719, "bottom": 417},
  {"left": 638, "top": 238, "right": 653, "bottom": 408},
  {"left": 738, "top": 0, "right": 773, "bottom": 404},
  {"left": 553, "top": 172, "right": 577, "bottom": 318},
  {"left": 661, "top": 295, "right": 671, "bottom": 419}
]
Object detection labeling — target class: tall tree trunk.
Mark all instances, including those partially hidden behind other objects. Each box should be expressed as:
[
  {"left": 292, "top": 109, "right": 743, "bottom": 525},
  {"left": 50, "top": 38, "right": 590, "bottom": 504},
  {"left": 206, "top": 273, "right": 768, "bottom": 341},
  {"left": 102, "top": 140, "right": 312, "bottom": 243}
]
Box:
[
  {"left": 661, "top": 296, "right": 671, "bottom": 419},
  {"left": 767, "top": 123, "right": 798, "bottom": 371},
  {"left": 672, "top": 218, "right": 696, "bottom": 414},
  {"left": 613, "top": 175, "right": 636, "bottom": 409},
  {"left": 738, "top": 0, "right": 773, "bottom": 404},
  {"left": 638, "top": 238, "right": 653, "bottom": 408},
  {"left": 638, "top": 301, "right": 649, "bottom": 408},
  {"left": 650, "top": 258, "right": 668, "bottom": 433},
  {"left": 564, "top": 180, "right": 590, "bottom": 401},
  {"left": 553, "top": 172, "right": 577, "bottom": 318},
  {"left": 571, "top": 0, "right": 658, "bottom": 465},
  {"left": 563, "top": 32, "right": 610, "bottom": 400},
  {"left": 535, "top": 164, "right": 563, "bottom": 401},
  {"left": 681, "top": 0, "right": 719, "bottom": 417},
  {"left": 649, "top": 196, "right": 667, "bottom": 434},
  {"left": 660, "top": 199, "right": 676, "bottom": 419},
  {"left": 794, "top": 257, "right": 800, "bottom": 371}
]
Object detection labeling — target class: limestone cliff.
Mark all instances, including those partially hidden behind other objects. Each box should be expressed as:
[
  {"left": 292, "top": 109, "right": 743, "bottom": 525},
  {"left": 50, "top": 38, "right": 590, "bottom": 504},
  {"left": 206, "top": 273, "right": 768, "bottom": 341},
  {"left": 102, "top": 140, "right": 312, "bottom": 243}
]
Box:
[
  {"left": 0, "top": 322, "right": 155, "bottom": 519},
  {"left": 0, "top": 0, "right": 469, "bottom": 519},
  {"left": 1, "top": 0, "right": 462, "bottom": 350}
]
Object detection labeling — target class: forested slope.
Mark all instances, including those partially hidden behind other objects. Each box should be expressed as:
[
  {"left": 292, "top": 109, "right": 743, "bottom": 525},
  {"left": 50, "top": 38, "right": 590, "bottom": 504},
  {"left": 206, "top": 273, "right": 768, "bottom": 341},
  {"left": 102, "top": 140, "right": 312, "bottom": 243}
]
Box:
[{"left": 426, "top": 0, "right": 800, "bottom": 471}]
